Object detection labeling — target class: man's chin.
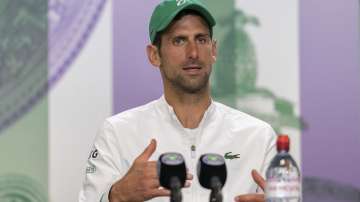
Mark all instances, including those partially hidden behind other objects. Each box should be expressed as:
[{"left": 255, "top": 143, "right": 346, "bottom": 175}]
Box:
[
  {"left": 178, "top": 83, "right": 209, "bottom": 94},
  {"left": 167, "top": 74, "right": 210, "bottom": 94}
]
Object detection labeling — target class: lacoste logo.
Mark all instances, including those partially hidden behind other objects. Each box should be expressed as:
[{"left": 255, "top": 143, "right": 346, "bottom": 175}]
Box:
[{"left": 224, "top": 152, "right": 240, "bottom": 160}]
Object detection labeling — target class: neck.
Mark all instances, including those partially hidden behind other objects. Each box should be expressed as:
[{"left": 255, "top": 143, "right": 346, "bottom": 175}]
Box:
[{"left": 164, "top": 85, "right": 211, "bottom": 129}]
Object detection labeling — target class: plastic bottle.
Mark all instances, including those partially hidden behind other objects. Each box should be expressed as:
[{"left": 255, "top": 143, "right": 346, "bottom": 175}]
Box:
[{"left": 265, "top": 134, "right": 301, "bottom": 202}]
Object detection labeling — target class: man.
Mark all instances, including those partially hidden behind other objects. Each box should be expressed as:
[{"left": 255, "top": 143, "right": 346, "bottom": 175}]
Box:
[{"left": 79, "top": 0, "right": 276, "bottom": 201}]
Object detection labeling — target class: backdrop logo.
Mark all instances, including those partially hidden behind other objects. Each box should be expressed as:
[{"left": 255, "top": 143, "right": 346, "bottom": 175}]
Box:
[
  {"left": 0, "top": 0, "right": 107, "bottom": 133},
  {"left": 211, "top": 9, "right": 303, "bottom": 133}
]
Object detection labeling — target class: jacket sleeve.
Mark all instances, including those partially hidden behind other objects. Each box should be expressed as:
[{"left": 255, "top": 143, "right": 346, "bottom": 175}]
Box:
[
  {"left": 260, "top": 125, "right": 277, "bottom": 176},
  {"left": 79, "top": 120, "right": 126, "bottom": 202},
  {"left": 257, "top": 124, "right": 277, "bottom": 193}
]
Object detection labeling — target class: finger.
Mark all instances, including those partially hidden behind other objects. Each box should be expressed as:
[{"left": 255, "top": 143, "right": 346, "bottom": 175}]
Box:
[
  {"left": 234, "top": 194, "right": 264, "bottom": 202},
  {"left": 146, "top": 188, "right": 171, "bottom": 199},
  {"left": 144, "top": 170, "right": 158, "bottom": 179},
  {"left": 146, "top": 179, "right": 161, "bottom": 189},
  {"left": 146, "top": 161, "right": 158, "bottom": 166},
  {"left": 186, "top": 172, "right": 194, "bottom": 180},
  {"left": 184, "top": 180, "right": 192, "bottom": 188},
  {"left": 147, "top": 178, "right": 192, "bottom": 189},
  {"left": 146, "top": 172, "right": 192, "bottom": 188},
  {"left": 151, "top": 179, "right": 192, "bottom": 188},
  {"left": 144, "top": 162, "right": 159, "bottom": 178},
  {"left": 136, "top": 139, "right": 157, "bottom": 162},
  {"left": 251, "top": 169, "right": 266, "bottom": 191}
]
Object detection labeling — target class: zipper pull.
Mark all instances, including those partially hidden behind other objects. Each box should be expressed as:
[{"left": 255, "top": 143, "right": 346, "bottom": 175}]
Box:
[{"left": 191, "top": 145, "right": 196, "bottom": 158}]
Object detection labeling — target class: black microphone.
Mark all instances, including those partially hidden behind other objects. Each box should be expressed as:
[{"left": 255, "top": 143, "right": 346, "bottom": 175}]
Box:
[
  {"left": 197, "top": 153, "right": 227, "bottom": 202},
  {"left": 157, "top": 152, "right": 187, "bottom": 202}
]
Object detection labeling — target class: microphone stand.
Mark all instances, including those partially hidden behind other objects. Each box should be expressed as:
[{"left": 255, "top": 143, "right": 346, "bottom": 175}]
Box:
[
  {"left": 169, "top": 176, "right": 182, "bottom": 202},
  {"left": 209, "top": 176, "right": 223, "bottom": 202}
]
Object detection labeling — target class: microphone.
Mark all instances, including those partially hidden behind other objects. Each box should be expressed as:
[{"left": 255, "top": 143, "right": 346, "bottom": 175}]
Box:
[
  {"left": 197, "top": 153, "right": 227, "bottom": 202},
  {"left": 157, "top": 152, "right": 187, "bottom": 202}
]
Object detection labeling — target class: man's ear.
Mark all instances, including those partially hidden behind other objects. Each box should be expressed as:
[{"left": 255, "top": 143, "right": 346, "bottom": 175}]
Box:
[
  {"left": 146, "top": 44, "right": 161, "bottom": 67},
  {"left": 211, "top": 39, "right": 217, "bottom": 63}
]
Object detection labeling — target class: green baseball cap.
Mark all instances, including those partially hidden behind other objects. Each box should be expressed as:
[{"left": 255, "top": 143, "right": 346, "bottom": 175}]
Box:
[{"left": 149, "top": 0, "right": 216, "bottom": 43}]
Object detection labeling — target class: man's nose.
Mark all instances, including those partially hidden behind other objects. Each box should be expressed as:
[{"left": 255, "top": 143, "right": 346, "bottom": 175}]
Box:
[{"left": 186, "top": 41, "right": 199, "bottom": 59}]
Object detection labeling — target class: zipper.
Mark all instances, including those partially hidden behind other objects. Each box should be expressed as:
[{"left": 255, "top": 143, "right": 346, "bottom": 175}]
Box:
[
  {"left": 190, "top": 132, "right": 199, "bottom": 202},
  {"left": 191, "top": 145, "right": 196, "bottom": 159},
  {"left": 187, "top": 130, "right": 197, "bottom": 202},
  {"left": 191, "top": 144, "right": 196, "bottom": 202}
]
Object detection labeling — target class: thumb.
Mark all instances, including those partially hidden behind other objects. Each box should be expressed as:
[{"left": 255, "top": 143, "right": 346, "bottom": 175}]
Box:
[
  {"left": 251, "top": 169, "right": 266, "bottom": 191},
  {"left": 136, "top": 139, "right": 157, "bottom": 162}
]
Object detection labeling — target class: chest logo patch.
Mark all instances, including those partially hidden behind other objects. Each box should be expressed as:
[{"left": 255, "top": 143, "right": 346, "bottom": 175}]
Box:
[{"left": 224, "top": 152, "right": 240, "bottom": 160}]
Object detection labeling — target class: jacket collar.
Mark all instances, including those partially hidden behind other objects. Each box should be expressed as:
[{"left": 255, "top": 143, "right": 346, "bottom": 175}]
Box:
[{"left": 156, "top": 95, "right": 216, "bottom": 129}]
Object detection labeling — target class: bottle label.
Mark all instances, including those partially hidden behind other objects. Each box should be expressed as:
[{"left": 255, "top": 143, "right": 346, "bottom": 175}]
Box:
[{"left": 265, "top": 176, "right": 301, "bottom": 198}]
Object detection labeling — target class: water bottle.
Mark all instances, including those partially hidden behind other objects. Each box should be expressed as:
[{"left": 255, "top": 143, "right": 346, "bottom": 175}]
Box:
[{"left": 265, "top": 134, "right": 301, "bottom": 202}]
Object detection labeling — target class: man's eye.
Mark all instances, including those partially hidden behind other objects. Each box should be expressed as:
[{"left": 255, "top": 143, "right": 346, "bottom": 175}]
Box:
[
  {"left": 198, "top": 37, "right": 209, "bottom": 44},
  {"left": 173, "top": 37, "right": 185, "bottom": 45}
]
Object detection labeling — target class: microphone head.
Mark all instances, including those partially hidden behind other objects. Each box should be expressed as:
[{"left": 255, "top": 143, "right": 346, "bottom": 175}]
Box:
[
  {"left": 157, "top": 152, "right": 187, "bottom": 189},
  {"left": 197, "top": 153, "right": 227, "bottom": 189}
]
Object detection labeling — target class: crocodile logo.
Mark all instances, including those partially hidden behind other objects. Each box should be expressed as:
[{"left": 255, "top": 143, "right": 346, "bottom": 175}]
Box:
[{"left": 224, "top": 152, "right": 240, "bottom": 160}]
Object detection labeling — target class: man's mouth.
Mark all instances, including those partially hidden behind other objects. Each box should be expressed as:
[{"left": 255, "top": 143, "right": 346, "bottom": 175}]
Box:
[
  {"left": 182, "top": 66, "right": 201, "bottom": 70},
  {"left": 182, "top": 65, "right": 202, "bottom": 75}
]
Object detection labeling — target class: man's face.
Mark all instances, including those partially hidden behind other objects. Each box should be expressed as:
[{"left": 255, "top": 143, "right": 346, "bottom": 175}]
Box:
[{"left": 157, "top": 14, "right": 217, "bottom": 94}]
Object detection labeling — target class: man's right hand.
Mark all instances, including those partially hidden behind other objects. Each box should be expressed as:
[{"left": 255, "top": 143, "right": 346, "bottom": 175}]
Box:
[{"left": 109, "top": 139, "right": 192, "bottom": 202}]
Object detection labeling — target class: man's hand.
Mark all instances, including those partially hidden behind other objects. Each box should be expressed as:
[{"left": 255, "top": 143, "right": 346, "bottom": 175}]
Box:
[
  {"left": 234, "top": 170, "right": 266, "bottom": 202},
  {"left": 109, "top": 139, "right": 193, "bottom": 202}
]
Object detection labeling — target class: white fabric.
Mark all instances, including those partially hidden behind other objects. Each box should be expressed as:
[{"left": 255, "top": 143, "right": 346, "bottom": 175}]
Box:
[{"left": 79, "top": 96, "right": 277, "bottom": 202}]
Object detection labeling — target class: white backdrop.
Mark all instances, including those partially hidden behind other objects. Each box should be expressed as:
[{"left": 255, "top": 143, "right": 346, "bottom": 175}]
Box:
[
  {"left": 235, "top": 0, "right": 300, "bottom": 163},
  {"left": 49, "top": 1, "right": 113, "bottom": 201}
]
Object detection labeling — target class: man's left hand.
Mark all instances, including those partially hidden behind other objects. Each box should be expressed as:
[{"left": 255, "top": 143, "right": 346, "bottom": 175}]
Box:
[{"left": 234, "top": 170, "right": 266, "bottom": 202}]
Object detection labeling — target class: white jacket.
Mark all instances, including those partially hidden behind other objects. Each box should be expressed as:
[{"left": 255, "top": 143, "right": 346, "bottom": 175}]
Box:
[{"left": 79, "top": 96, "right": 276, "bottom": 202}]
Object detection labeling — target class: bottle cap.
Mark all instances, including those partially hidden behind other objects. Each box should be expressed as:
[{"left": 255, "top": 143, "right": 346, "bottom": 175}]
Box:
[{"left": 276, "top": 135, "right": 290, "bottom": 152}]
